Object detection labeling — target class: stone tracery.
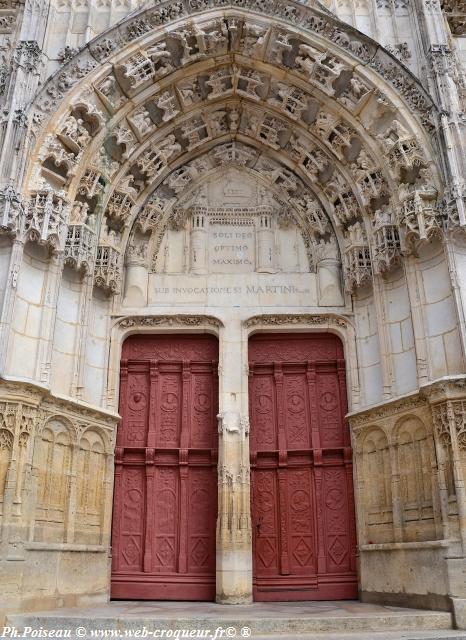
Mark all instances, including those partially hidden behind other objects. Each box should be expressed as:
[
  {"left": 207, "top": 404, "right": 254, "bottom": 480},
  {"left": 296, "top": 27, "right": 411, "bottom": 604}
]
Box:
[{"left": 11, "top": 3, "right": 447, "bottom": 298}]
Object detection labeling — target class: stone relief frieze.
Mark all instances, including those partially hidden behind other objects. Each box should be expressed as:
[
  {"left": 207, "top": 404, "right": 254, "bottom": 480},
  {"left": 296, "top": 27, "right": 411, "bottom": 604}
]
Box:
[
  {"left": 116, "top": 314, "right": 223, "bottom": 328},
  {"left": 244, "top": 313, "right": 349, "bottom": 328}
]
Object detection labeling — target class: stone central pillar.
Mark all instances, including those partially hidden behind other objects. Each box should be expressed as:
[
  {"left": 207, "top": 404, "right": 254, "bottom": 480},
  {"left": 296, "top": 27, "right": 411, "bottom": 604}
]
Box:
[{"left": 216, "top": 317, "right": 252, "bottom": 604}]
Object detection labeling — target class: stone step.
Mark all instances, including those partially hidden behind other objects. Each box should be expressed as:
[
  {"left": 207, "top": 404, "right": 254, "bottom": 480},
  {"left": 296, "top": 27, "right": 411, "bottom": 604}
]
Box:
[
  {"left": 253, "top": 634, "right": 466, "bottom": 640},
  {"left": 6, "top": 603, "right": 455, "bottom": 638},
  {"left": 19, "top": 633, "right": 466, "bottom": 640},
  {"left": 14, "top": 635, "right": 464, "bottom": 640}
]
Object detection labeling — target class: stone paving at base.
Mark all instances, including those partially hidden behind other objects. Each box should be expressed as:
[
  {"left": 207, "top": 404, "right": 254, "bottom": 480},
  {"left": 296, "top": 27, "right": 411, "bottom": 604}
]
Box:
[
  {"left": 7, "top": 600, "right": 459, "bottom": 638},
  {"left": 34, "top": 600, "right": 447, "bottom": 617}
]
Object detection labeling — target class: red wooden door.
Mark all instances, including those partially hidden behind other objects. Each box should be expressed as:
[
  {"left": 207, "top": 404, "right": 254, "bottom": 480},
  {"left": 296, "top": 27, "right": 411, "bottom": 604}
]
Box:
[
  {"left": 249, "top": 334, "right": 357, "bottom": 601},
  {"left": 111, "top": 334, "right": 218, "bottom": 600}
]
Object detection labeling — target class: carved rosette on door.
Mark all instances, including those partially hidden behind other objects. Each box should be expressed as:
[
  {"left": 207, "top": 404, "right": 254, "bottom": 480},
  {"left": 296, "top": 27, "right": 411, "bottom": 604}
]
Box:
[
  {"left": 111, "top": 334, "right": 218, "bottom": 600},
  {"left": 249, "top": 333, "right": 357, "bottom": 601}
]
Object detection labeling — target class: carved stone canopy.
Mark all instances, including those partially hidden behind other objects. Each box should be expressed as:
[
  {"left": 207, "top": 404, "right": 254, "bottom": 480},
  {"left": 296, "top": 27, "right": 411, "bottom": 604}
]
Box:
[{"left": 20, "top": 2, "right": 443, "bottom": 295}]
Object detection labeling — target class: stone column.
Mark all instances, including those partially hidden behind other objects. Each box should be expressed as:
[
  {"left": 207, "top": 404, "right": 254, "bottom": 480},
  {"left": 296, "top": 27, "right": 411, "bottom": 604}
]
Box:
[
  {"left": 404, "top": 256, "right": 429, "bottom": 384},
  {"left": 317, "top": 257, "right": 344, "bottom": 306},
  {"left": 216, "top": 318, "right": 252, "bottom": 604},
  {"left": 190, "top": 212, "right": 208, "bottom": 274},
  {"left": 35, "top": 253, "right": 65, "bottom": 385},
  {"left": 371, "top": 275, "right": 395, "bottom": 400},
  {"left": 388, "top": 439, "right": 404, "bottom": 543},
  {"left": 123, "top": 256, "right": 148, "bottom": 307},
  {"left": 70, "top": 272, "right": 94, "bottom": 399},
  {"left": 0, "top": 238, "right": 24, "bottom": 374},
  {"left": 256, "top": 214, "right": 275, "bottom": 273}
]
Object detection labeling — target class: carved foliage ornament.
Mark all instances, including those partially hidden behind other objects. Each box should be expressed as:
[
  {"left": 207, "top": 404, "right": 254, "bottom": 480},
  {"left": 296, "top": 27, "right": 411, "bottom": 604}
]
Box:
[
  {"left": 244, "top": 313, "right": 348, "bottom": 328},
  {"left": 117, "top": 314, "right": 223, "bottom": 328}
]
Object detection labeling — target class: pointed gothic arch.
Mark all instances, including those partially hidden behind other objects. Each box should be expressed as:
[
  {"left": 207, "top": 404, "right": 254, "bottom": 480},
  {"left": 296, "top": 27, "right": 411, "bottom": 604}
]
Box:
[{"left": 17, "top": 0, "right": 446, "bottom": 302}]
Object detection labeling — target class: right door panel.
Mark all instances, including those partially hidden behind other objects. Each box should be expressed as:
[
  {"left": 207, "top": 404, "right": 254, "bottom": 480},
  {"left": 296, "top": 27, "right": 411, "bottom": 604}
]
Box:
[{"left": 249, "top": 333, "right": 357, "bottom": 601}]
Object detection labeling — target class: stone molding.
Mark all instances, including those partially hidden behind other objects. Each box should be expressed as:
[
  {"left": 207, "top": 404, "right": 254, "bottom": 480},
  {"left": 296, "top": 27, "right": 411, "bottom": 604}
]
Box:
[
  {"left": 115, "top": 314, "right": 223, "bottom": 329},
  {"left": 244, "top": 312, "right": 350, "bottom": 328},
  {"left": 348, "top": 391, "right": 427, "bottom": 429},
  {"left": 0, "top": 376, "right": 119, "bottom": 439},
  {"left": 420, "top": 376, "right": 466, "bottom": 403},
  {"left": 348, "top": 377, "right": 466, "bottom": 431}
]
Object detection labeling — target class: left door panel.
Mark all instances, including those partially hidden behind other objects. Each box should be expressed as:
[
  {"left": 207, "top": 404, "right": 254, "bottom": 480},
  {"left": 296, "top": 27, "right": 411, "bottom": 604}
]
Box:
[{"left": 111, "top": 334, "right": 219, "bottom": 600}]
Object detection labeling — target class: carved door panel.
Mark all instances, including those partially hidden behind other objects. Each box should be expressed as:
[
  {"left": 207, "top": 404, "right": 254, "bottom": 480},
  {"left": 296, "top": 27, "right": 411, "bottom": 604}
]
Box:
[
  {"left": 111, "top": 335, "right": 218, "bottom": 600},
  {"left": 249, "top": 333, "right": 357, "bottom": 601}
]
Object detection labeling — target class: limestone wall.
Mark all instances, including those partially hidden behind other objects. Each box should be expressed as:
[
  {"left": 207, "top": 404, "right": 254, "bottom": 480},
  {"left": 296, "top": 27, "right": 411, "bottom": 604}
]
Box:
[
  {"left": 350, "top": 383, "right": 466, "bottom": 616},
  {"left": 0, "top": 381, "right": 118, "bottom": 624}
]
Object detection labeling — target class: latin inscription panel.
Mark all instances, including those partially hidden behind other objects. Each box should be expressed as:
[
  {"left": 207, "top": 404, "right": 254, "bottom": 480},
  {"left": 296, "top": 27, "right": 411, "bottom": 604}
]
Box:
[
  {"left": 148, "top": 273, "right": 318, "bottom": 307},
  {"left": 209, "top": 223, "right": 255, "bottom": 273}
]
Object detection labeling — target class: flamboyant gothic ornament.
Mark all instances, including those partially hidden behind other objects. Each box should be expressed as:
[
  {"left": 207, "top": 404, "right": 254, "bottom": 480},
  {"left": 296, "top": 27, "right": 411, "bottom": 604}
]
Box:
[
  {"left": 24, "top": 190, "right": 69, "bottom": 253},
  {"left": 397, "top": 187, "right": 442, "bottom": 251},
  {"left": 371, "top": 206, "right": 402, "bottom": 274},
  {"left": 0, "top": 185, "right": 23, "bottom": 236},
  {"left": 94, "top": 242, "right": 122, "bottom": 294},
  {"left": 343, "top": 221, "right": 372, "bottom": 292}
]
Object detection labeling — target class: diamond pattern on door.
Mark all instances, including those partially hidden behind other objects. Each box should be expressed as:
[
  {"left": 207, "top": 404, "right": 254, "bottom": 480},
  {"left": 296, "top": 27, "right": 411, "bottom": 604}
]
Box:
[
  {"left": 249, "top": 333, "right": 357, "bottom": 601},
  {"left": 111, "top": 334, "right": 218, "bottom": 601}
]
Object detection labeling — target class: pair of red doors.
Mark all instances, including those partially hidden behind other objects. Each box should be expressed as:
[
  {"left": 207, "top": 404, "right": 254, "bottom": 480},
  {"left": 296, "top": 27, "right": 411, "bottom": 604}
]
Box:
[{"left": 111, "top": 333, "right": 357, "bottom": 601}]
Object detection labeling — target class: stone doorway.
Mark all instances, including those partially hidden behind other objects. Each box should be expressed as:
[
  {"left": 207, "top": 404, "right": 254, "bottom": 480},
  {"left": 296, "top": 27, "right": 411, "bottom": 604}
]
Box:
[
  {"left": 249, "top": 333, "right": 358, "bottom": 601},
  {"left": 111, "top": 334, "right": 219, "bottom": 600}
]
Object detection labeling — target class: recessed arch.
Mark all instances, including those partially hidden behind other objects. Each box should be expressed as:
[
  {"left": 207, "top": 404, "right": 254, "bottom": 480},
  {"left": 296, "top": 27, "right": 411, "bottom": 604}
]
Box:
[{"left": 19, "top": 2, "right": 445, "bottom": 299}]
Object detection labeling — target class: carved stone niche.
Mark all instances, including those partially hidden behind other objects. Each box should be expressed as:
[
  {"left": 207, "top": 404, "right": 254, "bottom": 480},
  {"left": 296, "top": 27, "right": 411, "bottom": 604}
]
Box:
[
  {"left": 343, "top": 221, "right": 372, "bottom": 293},
  {"left": 397, "top": 186, "right": 442, "bottom": 253},
  {"left": 146, "top": 166, "right": 345, "bottom": 308},
  {"left": 0, "top": 185, "right": 23, "bottom": 237},
  {"left": 371, "top": 205, "right": 401, "bottom": 275},
  {"left": 153, "top": 167, "right": 312, "bottom": 276},
  {"left": 94, "top": 244, "right": 122, "bottom": 295},
  {"left": 115, "top": 43, "right": 174, "bottom": 94},
  {"left": 24, "top": 189, "right": 69, "bottom": 254}
]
